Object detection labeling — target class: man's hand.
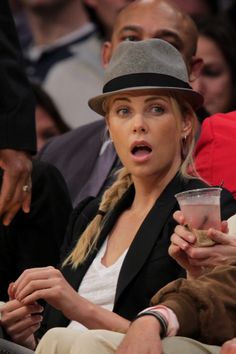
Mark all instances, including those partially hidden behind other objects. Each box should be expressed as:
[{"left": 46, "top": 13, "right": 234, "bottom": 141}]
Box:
[
  {"left": 116, "top": 316, "right": 162, "bottom": 354},
  {"left": 0, "top": 149, "right": 32, "bottom": 225}
]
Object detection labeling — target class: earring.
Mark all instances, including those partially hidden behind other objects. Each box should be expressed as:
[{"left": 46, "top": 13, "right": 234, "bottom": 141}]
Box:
[{"left": 181, "top": 135, "right": 188, "bottom": 159}]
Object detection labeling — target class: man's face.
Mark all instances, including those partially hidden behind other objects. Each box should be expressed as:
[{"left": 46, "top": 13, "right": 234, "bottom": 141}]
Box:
[{"left": 103, "top": 0, "right": 197, "bottom": 72}]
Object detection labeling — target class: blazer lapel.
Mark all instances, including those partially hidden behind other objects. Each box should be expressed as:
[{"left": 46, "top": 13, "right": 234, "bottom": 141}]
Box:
[
  {"left": 63, "top": 186, "right": 136, "bottom": 292},
  {"left": 114, "top": 173, "right": 186, "bottom": 304}
]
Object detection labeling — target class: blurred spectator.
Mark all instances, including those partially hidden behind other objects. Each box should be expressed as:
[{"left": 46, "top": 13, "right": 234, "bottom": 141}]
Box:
[
  {"left": 84, "top": 0, "right": 134, "bottom": 40},
  {"left": 9, "top": 0, "right": 32, "bottom": 48},
  {"left": 43, "top": 0, "right": 134, "bottom": 128},
  {"left": 14, "top": 0, "right": 104, "bottom": 128},
  {"left": 171, "top": 0, "right": 218, "bottom": 19},
  {"left": 195, "top": 111, "right": 236, "bottom": 198},
  {"left": 32, "top": 84, "right": 70, "bottom": 151},
  {"left": 192, "top": 16, "right": 236, "bottom": 115},
  {"left": 224, "top": 0, "right": 236, "bottom": 32}
]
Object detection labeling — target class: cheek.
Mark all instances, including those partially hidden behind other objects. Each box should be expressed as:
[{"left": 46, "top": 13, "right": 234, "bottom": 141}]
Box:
[
  {"left": 207, "top": 73, "right": 232, "bottom": 97},
  {"left": 155, "top": 124, "right": 181, "bottom": 155}
]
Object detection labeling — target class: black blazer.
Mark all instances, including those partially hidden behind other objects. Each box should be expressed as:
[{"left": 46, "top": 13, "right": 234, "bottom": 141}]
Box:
[
  {"left": 0, "top": 1, "right": 36, "bottom": 153},
  {"left": 0, "top": 160, "right": 72, "bottom": 301},
  {"left": 38, "top": 174, "right": 236, "bottom": 337}
]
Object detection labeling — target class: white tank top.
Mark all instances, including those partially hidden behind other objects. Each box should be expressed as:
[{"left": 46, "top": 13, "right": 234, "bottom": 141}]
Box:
[{"left": 68, "top": 238, "right": 128, "bottom": 330}]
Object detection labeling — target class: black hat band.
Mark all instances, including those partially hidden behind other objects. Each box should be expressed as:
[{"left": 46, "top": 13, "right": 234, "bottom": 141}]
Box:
[{"left": 103, "top": 73, "right": 191, "bottom": 93}]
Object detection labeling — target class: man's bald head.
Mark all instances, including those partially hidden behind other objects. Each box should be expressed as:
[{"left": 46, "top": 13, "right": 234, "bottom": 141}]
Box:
[{"left": 103, "top": 0, "right": 200, "bottom": 78}]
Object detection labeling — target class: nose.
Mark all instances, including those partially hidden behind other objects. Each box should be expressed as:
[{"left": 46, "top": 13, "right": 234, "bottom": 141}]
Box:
[{"left": 132, "top": 113, "right": 148, "bottom": 134}]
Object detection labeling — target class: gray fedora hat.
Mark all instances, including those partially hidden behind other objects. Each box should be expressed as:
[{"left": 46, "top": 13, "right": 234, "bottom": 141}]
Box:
[{"left": 88, "top": 38, "right": 203, "bottom": 116}]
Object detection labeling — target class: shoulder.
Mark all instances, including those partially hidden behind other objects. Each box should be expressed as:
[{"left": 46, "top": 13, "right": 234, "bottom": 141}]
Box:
[{"left": 38, "top": 120, "right": 106, "bottom": 159}]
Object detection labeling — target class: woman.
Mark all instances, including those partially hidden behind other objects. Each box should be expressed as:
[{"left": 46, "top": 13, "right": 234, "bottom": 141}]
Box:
[
  {"left": 0, "top": 39, "right": 235, "bottom": 354},
  {"left": 192, "top": 16, "right": 236, "bottom": 115},
  {"left": 32, "top": 84, "right": 70, "bottom": 151}
]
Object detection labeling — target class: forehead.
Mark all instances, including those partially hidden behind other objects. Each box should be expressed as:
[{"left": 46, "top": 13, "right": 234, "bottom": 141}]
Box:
[
  {"left": 107, "top": 90, "right": 172, "bottom": 106},
  {"left": 113, "top": 1, "right": 192, "bottom": 49}
]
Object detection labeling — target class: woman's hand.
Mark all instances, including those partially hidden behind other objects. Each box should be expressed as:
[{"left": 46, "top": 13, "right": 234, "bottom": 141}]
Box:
[
  {"left": 12, "top": 266, "right": 130, "bottom": 333},
  {"left": 0, "top": 299, "right": 43, "bottom": 349},
  {"left": 116, "top": 316, "right": 162, "bottom": 354},
  {"left": 169, "top": 211, "right": 236, "bottom": 278},
  {"left": 12, "top": 267, "right": 79, "bottom": 320}
]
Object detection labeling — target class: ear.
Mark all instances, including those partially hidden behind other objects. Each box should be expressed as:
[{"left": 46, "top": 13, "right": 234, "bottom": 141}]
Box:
[
  {"left": 181, "top": 111, "right": 193, "bottom": 138},
  {"left": 105, "top": 117, "right": 113, "bottom": 141},
  {"left": 102, "top": 41, "right": 112, "bottom": 67},
  {"left": 189, "top": 56, "right": 203, "bottom": 83}
]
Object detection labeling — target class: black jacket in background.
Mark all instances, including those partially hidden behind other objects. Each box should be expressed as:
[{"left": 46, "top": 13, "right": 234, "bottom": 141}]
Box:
[
  {"left": 0, "top": 0, "right": 36, "bottom": 153},
  {"left": 0, "top": 160, "right": 72, "bottom": 300}
]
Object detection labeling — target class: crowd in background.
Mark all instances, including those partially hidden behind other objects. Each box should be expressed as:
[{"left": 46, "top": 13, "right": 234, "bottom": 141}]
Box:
[{"left": 0, "top": 1, "right": 236, "bottom": 353}]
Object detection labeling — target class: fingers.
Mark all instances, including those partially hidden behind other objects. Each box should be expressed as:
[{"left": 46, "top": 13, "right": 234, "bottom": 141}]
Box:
[
  {"left": 14, "top": 266, "right": 55, "bottom": 291},
  {"left": 221, "top": 220, "right": 229, "bottom": 234},
  {"left": 15, "top": 279, "right": 55, "bottom": 304},
  {"left": 2, "top": 303, "right": 42, "bottom": 347},
  {"left": 1, "top": 300, "right": 43, "bottom": 328},
  {"left": 11, "top": 322, "right": 41, "bottom": 346},
  {"left": 173, "top": 210, "right": 186, "bottom": 225},
  {"left": 13, "top": 267, "right": 60, "bottom": 302},
  {"left": 0, "top": 150, "right": 32, "bottom": 225},
  {"left": 207, "top": 228, "right": 235, "bottom": 245}
]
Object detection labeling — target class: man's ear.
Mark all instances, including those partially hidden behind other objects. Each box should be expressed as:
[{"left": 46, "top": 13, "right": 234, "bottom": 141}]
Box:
[
  {"left": 189, "top": 56, "right": 203, "bottom": 83},
  {"left": 102, "top": 41, "right": 112, "bottom": 67}
]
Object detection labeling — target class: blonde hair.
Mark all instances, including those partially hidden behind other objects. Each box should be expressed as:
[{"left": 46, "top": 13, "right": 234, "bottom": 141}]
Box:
[
  {"left": 64, "top": 92, "right": 199, "bottom": 268},
  {"left": 63, "top": 167, "right": 132, "bottom": 268}
]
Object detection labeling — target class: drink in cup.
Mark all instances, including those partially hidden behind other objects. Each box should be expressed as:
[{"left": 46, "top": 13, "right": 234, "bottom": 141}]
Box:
[{"left": 175, "top": 187, "right": 222, "bottom": 247}]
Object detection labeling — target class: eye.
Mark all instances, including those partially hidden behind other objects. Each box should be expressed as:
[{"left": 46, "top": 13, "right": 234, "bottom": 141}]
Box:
[
  {"left": 120, "top": 33, "right": 140, "bottom": 42},
  {"left": 123, "top": 35, "right": 139, "bottom": 41},
  {"left": 150, "top": 105, "right": 165, "bottom": 114},
  {"left": 202, "top": 67, "right": 222, "bottom": 78},
  {"left": 117, "top": 107, "right": 130, "bottom": 117}
]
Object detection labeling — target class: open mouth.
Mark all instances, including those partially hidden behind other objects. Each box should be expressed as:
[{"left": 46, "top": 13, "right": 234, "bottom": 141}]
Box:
[{"left": 131, "top": 144, "right": 152, "bottom": 156}]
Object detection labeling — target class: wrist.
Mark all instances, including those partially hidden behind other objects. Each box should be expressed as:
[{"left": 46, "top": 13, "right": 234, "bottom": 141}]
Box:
[{"left": 132, "top": 310, "right": 167, "bottom": 338}]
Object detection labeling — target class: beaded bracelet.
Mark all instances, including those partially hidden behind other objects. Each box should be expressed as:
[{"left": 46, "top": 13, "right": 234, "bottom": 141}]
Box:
[{"left": 132, "top": 310, "right": 168, "bottom": 338}]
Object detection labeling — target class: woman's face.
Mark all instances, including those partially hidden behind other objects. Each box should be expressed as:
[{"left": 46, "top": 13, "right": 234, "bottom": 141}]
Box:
[
  {"left": 36, "top": 105, "right": 61, "bottom": 151},
  {"left": 106, "top": 92, "right": 192, "bottom": 182},
  {"left": 192, "top": 35, "right": 233, "bottom": 115}
]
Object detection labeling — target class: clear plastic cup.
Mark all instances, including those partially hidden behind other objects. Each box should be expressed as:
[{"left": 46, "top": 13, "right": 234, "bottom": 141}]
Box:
[{"left": 175, "top": 187, "right": 222, "bottom": 246}]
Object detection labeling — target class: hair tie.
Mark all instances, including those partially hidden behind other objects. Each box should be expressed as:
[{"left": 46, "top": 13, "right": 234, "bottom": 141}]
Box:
[{"left": 97, "top": 210, "right": 106, "bottom": 216}]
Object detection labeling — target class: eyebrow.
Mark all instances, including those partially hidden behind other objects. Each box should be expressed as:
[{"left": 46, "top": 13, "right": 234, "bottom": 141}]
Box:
[{"left": 118, "top": 25, "right": 142, "bottom": 35}]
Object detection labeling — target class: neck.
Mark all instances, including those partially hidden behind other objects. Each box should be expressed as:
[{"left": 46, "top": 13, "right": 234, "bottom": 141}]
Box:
[
  {"left": 131, "top": 168, "right": 179, "bottom": 211},
  {"left": 26, "top": 1, "right": 90, "bottom": 46}
]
